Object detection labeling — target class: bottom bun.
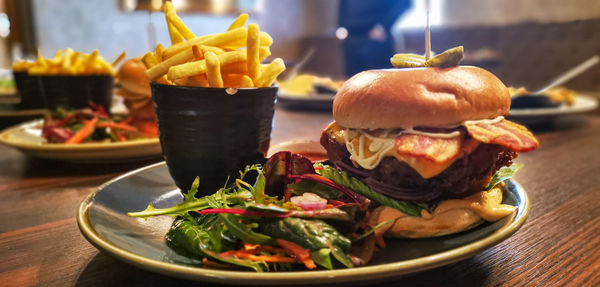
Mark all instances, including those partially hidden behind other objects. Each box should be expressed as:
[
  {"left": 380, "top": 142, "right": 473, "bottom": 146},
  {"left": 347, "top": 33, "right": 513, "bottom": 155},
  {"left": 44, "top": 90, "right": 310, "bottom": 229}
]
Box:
[{"left": 366, "top": 186, "right": 515, "bottom": 238}]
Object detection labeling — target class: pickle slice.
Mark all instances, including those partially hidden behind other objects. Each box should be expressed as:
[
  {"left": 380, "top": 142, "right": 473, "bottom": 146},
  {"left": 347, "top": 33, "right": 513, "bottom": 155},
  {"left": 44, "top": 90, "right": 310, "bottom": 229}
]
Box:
[
  {"left": 423, "top": 46, "right": 464, "bottom": 68},
  {"left": 390, "top": 53, "right": 426, "bottom": 68},
  {"left": 390, "top": 46, "right": 464, "bottom": 68}
]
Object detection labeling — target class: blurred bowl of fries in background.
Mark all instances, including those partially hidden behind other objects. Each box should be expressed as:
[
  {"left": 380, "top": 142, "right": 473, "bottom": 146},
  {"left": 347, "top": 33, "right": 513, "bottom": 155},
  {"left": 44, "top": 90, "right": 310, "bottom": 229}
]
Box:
[
  {"left": 12, "top": 48, "right": 125, "bottom": 112},
  {"left": 143, "top": 3, "right": 286, "bottom": 193},
  {"left": 11, "top": 70, "right": 44, "bottom": 109}
]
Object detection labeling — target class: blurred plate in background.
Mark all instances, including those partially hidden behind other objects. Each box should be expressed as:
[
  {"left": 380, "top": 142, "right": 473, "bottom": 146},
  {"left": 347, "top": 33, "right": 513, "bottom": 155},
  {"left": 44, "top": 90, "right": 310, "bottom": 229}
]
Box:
[
  {"left": 0, "top": 119, "right": 161, "bottom": 163},
  {"left": 508, "top": 94, "right": 598, "bottom": 124},
  {"left": 277, "top": 92, "right": 334, "bottom": 110}
]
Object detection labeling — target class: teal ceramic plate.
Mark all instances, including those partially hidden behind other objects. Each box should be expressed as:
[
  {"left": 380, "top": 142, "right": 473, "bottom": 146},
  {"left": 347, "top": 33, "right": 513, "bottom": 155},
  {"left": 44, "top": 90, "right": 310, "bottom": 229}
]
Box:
[{"left": 77, "top": 162, "right": 530, "bottom": 285}]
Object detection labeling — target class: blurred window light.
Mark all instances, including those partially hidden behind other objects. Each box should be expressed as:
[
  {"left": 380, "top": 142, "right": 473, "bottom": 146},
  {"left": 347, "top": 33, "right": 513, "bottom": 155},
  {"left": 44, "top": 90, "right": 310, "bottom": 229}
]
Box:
[
  {"left": 397, "top": 0, "right": 442, "bottom": 28},
  {"left": 211, "top": 0, "right": 229, "bottom": 14},
  {"left": 172, "top": 0, "right": 187, "bottom": 10},
  {"left": 0, "top": 13, "right": 10, "bottom": 37},
  {"left": 119, "top": 0, "right": 137, "bottom": 12},
  {"left": 336, "top": 27, "right": 348, "bottom": 40}
]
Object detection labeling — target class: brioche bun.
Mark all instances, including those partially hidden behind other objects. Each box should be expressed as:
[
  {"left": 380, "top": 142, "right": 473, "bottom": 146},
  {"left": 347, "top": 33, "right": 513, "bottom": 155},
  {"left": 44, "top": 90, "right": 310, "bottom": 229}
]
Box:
[
  {"left": 333, "top": 66, "right": 510, "bottom": 129},
  {"left": 368, "top": 206, "right": 483, "bottom": 238}
]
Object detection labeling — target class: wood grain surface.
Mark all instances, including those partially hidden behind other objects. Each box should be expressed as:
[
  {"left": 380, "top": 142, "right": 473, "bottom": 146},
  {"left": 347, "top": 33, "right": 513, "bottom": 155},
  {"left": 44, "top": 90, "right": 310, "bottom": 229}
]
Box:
[{"left": 1, "top": 106, "right": 599, "bottom": 287}]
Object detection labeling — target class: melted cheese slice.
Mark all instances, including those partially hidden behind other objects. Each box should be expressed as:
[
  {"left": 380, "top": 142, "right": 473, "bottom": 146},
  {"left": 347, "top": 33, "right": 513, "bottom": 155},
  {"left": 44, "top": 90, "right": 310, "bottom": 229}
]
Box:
[
  {"left": 366, "top": 186, "right": 516, "bottom": 238},
  {"left": 326, "top": 123, "right": 479, "bottom": 178},
  {"left": 392, "top": 153, "right": 457, "bottom": 179}
]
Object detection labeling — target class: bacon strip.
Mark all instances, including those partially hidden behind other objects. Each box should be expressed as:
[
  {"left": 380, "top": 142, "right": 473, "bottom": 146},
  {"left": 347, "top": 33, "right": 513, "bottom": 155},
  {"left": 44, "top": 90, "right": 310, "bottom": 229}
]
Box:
[
  {"left": 394, "top": 132, "right": 462, "bottom": 163},
  {"left": 465, "top": 119, "right": 539, "bottom": 152}
]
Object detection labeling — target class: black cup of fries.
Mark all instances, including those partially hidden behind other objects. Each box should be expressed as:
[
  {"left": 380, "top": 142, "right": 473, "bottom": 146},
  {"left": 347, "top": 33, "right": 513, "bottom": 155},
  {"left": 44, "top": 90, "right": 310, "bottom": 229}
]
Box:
[
  {"left": 142, "top": 4, "right": 286, "bottom": 193},
  {"left": 14, "top": 49, "right": 124, "bottom": 112},
  {"left": 39, "top": 75, "right": 114, "bottom": 111},
  {"left": 13, "top": 72, "right": 45, "bottom": 109},
  {"left": 152, "top": 83, "right": 277, "bottom": 193}
]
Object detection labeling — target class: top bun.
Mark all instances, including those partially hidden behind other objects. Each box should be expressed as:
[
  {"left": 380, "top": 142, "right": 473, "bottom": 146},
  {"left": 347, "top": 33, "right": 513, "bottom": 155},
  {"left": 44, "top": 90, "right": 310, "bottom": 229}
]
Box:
[
  {"left": 333, "top": 66, "right": 510, "bottom": 129},
  {"left": 117, "top": 58, "right": 151, "bottom": 96}
]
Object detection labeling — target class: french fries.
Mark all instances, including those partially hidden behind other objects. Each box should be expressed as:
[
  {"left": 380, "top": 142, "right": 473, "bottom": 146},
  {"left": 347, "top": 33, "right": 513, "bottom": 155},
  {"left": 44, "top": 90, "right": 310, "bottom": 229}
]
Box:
[
  {"left": 146, "top": 47, "right": 196, "bottom": 80},
  {"left": 240, "top": 75, "right": 254, "bottom": 88},
  {"left": 12, "top": 61, "right": 34, "bottom": 72},
  {"left": 162, "top": 28, "right": 246, "bottom": 60},
  {"left": 155, "top": 44, "right": 165, "bottom": 62},
  {"left": 255, "top": 58, "right": 286, "bottom": 87},
  {"left": 167, "top": 22, "right": 183, "bottom": 45},
  {"left": 228, "top": 14, "right": 249, "bottom": 31},
  {"left": 142, "top": 5, "right": 285, "bottom": 89},
  {"left": 112, "top": 51, "right": 127, "bottom": 66},
  {"left": 205, "top": 52, "right": 223, "bottom": 88},
  {"left": 166, "top": 47, "right": 270, "bottom": 81},
  {"left": 247, "top": 24, "right": 260, "bottom": 82},
  {"left": 14, "top": 48, "right": 121, "bottom": 76},
  {"left": 141, "top": 52, "right": 159, "bottom": 69},
  {"left": 164, "top": 2, "right": 195, "bottom": 40}
]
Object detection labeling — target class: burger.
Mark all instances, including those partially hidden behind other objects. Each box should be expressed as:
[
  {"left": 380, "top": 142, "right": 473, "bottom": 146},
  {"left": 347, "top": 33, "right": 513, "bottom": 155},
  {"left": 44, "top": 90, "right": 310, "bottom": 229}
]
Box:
[
  {"left": 319, "top": 65, "right": 539, "bottom": 238},
  {"left": 116, "top": 58, "right": 158, "bottom": 136}
]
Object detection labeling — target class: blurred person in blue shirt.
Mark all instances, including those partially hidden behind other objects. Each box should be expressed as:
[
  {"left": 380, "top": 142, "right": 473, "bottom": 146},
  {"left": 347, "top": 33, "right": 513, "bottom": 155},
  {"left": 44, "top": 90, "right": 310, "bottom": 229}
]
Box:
[{"left": 339, "top": 0, "right": 411, "bottom": 77}]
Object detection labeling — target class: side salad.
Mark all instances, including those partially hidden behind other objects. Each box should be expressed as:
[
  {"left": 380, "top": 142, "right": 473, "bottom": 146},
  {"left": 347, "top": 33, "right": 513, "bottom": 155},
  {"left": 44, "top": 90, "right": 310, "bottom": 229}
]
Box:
[
  {"left": 128, "top": 151, "right": 520, "bottom": 271},
  {"left": 42, "top": 104, "right": 157, "bottom": 144}
]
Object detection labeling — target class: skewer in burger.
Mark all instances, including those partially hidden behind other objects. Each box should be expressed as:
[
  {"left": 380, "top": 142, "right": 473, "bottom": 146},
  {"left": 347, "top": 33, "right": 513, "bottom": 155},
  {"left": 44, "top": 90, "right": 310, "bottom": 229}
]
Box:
[{"left": 320, "top": 47, "right": 538, "bottom": 238}]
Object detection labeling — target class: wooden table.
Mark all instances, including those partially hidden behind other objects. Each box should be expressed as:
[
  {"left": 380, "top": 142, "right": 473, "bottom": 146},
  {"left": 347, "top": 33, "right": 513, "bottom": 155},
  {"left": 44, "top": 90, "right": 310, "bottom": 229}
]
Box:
[{"left": 1, "top": 106, "right": 599, "bottom": 287}]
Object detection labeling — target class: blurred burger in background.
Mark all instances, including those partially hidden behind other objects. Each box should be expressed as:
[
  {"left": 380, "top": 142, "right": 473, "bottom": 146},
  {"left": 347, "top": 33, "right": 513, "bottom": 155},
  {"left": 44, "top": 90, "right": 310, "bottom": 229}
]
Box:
[{"left": 116, "top": 58, "right": 158, "bottom": 137}]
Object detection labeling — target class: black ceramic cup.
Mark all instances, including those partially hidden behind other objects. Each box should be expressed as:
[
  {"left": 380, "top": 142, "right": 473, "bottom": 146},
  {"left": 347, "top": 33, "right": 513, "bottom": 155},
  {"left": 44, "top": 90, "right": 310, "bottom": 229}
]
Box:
[
  {"left": 151, "top": 82, "right": 277, "bottom": 194},
  {"left": 13, "top": 72, "right": 45, "bottom": 109},
  {"left": 39, "top": 75, "right": 114, "bottom": 111}
]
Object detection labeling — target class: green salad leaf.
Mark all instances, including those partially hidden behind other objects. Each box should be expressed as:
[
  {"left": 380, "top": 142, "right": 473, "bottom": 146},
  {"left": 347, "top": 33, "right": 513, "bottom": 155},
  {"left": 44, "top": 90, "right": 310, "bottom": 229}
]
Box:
[
  {"left": 253, "top": 168, "right": 266, "bottom": 204},
  {"left": 259, "top": 217, "right": 353, "bottom": 268},
  {"left": 166, "top": 218, "right": 268, "bottom": 272},
  {"left": 219, "top": 213, "right": 273, "bottom": 245},
  {"left": 127, "top": 177, "right": 252, "bottom": 219},
  {"left": 315, "top": 164, "right": 423, "bottom": 217},
  {"left": 310, "top": 248, "right": 334, "bottom": 270},
  {"left": 485, "top": 164, "right": 523, "bottom": 190}
]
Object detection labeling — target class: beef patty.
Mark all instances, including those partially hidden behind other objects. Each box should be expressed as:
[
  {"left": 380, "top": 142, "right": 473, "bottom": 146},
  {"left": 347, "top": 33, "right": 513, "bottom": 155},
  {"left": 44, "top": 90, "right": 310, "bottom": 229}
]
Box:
[{"left": 320, "top": 130, "right": 517, "bottom": 202}]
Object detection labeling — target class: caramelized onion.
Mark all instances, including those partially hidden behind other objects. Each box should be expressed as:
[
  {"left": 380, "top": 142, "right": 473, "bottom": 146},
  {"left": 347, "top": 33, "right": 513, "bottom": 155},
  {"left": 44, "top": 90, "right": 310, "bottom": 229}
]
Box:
[{"left": 365, "top": 177, "right": 442, "bottom": 202}]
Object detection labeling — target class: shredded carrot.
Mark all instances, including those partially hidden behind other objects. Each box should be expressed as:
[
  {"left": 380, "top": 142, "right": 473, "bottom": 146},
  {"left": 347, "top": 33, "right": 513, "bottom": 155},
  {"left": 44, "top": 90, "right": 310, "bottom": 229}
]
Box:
[
  {"left": 115, "top": 132, "right": 128, "bottom": 142},
  {"left": 96, "top": 122, "right": 137, "bottom": 131},
  {"left": 135, "top": 121, "right": 158, "bottom": 136},
  {"left": 276, "top": 239, "right": 316, "bottom": 269},
  {"left": 219, "top": 250, "right": 297, "bottom": 263},
  {"left": 202, "top": 258, "right": 233, "bottom": 269},
  {"left": 122, "top": 116, "right": 135, "bottom": 125},
  {"left": 65, "top": 116, "right": 98, "bottom": 144},
  {"left": 243, "top": 242, "right": 260, "bottom": 251},
  {"left": 241, "top": 243, "right": 286, "bottom": 253},
  {"left": 256, "top": 245, "right": 285, "bottom": 253},
  {"left": 374, "top": 234, "right": 386, "bottom": 248}
]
